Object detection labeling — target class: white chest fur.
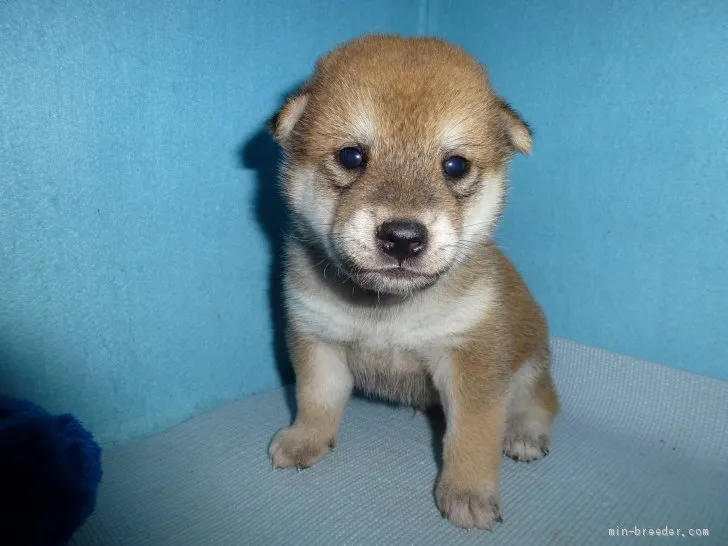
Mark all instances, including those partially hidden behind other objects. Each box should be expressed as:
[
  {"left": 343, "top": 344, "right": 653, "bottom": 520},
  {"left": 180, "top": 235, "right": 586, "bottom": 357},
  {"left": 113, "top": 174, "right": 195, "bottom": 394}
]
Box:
[
  {"left": 285, "top": 270, "right": 496, "bottom": 406},
  {"left": 288, "top": 280, "right": 495, "bottom": 352}
]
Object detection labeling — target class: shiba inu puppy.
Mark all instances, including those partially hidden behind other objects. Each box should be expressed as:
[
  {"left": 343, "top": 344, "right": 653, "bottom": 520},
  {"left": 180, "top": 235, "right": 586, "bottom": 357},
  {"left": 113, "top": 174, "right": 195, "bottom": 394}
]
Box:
[{"left": 267, "top": 34, "right": 559, "bottom": 530}]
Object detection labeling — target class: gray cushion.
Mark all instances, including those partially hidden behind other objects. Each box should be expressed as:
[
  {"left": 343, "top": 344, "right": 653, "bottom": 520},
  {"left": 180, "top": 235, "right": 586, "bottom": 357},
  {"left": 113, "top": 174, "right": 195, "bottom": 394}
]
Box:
[{"left": 72, "top": 339, "right": 728, "bottom": 545}]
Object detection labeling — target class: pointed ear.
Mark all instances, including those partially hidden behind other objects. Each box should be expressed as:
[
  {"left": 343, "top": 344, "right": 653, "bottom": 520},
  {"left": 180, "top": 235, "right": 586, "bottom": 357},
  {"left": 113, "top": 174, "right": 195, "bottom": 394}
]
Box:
[
  {"left": 269, "top": 91, "right": 310, "bottom": 144},
  {"left": 498, "top": 98, "right": 533, "bottom": 155}
]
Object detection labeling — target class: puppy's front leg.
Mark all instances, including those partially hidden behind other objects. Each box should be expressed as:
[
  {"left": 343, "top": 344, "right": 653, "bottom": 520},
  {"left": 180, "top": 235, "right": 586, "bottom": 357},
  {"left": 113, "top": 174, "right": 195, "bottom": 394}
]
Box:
[
  {"left": 433, "top": 346, "right": 508, "bottom": 530},
  {"left": 270, "top": 331, "right": 353, "bottom": 469}
]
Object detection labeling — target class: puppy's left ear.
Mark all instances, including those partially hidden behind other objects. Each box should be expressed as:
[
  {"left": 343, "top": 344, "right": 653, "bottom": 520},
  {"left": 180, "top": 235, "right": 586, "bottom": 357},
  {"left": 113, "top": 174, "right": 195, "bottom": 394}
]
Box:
[
  {"left": 269, "top": 90, "right": 310, "bottom": 144},
  {"left": 498, "top": 99, "right": 533, "bottom": 155}
]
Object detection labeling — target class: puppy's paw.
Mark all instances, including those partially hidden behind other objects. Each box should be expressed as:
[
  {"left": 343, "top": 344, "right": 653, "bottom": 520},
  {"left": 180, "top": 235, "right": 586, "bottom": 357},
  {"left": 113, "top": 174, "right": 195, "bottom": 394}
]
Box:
[
  {"left": 435, "top": 479, "right": 502, "bottom": 530},
  {"left": 503, "top": 418, "right": 551, "bottom": 462},
  {"left": 269, "top": 426, "right": 332, "bottom": 469}
]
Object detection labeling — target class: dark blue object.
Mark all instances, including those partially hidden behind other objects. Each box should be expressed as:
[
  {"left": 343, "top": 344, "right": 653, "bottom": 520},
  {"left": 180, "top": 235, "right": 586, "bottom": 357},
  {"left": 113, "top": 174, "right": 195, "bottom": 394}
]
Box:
[{"left": 0, "top": 397, "right": 102, "bottom": 546}]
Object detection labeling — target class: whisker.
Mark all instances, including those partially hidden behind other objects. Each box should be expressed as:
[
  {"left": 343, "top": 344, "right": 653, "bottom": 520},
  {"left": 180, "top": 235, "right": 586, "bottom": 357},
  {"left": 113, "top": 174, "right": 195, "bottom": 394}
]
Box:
[{"left": 460, "top": 221, "right": 494, "bottom": 229}]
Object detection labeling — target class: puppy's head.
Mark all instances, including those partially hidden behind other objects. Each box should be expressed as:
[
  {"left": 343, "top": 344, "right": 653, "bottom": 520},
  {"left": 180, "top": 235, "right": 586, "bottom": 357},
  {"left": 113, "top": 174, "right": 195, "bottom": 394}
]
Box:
[{"left": 271, "top": 35, "right": 531, "bottom": 296}]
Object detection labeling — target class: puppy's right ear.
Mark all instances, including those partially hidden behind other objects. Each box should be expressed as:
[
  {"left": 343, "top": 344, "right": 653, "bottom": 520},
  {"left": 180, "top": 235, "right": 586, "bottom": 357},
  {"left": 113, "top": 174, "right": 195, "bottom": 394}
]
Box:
[
  {"left": 497, "top": 98, "right": 533, "bottom": 156},
  {"left": 269, "top": 91, "right": 310, "bottom": 144}
]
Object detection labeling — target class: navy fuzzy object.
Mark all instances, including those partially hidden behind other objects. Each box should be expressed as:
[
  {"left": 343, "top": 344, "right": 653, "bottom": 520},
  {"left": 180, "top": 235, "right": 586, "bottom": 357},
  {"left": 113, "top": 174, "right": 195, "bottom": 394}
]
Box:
[{"left": 0, "top": 397, "right": 102, "bottom": 546}]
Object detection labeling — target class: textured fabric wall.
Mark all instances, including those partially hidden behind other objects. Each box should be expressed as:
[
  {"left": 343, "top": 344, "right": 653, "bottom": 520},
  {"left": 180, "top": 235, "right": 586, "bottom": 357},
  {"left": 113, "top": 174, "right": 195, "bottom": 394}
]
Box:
[
  {"left": 2, "top": 1, "right": 726, "bottom": 445},
  {"left": 0, "top": 0, "right": 421, "bottom": 443},
  {"left": 430, "top": 0, "right": 728, "bottom": 380}
]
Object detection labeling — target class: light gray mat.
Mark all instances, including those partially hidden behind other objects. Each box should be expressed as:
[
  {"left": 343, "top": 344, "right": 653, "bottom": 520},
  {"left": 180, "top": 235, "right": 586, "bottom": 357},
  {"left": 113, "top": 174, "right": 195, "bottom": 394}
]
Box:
[{"left": 72, "top": 339, "right": 728, "bottom": 545}]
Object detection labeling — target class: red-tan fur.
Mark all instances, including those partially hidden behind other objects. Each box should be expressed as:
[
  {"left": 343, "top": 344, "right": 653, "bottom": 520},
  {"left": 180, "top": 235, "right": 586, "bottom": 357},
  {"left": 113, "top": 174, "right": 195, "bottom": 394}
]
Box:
[{"left": 267, "top": 35, "right": 559, "bottom": 530}]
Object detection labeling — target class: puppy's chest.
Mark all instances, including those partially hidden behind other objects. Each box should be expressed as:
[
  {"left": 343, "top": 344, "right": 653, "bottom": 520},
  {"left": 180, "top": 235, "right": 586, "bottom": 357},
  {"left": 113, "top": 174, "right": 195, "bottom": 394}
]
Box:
[
  {"left": 291, "top": 284, "right": 493, "bottom": 406},
  {"left": 293, "top": 296, "right": 468, "bottom": 407},
  {"left": 346, "top": 344, "right": 439, "bottom": 408},
  {"left": 293, "top": 290, "right": 483, "bottom": 350}
]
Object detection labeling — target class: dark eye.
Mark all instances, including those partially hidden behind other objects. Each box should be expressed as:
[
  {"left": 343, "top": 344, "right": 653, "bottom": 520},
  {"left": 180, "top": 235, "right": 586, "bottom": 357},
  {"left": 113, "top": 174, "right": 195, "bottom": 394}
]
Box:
[
  {"left": 338, "top": 147, "right": 365, "bottom": 170},
  {"left": 443, "top": 156, "right": 470, "bottom": 179}
]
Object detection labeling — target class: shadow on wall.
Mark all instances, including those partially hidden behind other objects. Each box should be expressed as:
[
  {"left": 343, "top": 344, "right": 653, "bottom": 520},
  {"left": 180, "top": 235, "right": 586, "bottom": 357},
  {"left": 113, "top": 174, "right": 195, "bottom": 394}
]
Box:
[
  {"left": 0, "top": 322, "right": 60, "bottom": 406},
  {"left": 0, "top": 345, "right": 22, "bottom": 399},
  {"left": 238, "top": 83, "right": 305, "bottom": 394}
]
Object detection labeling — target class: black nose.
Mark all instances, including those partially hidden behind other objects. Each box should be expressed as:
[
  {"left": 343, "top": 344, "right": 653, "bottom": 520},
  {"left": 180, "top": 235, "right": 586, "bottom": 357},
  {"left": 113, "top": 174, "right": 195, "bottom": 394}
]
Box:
[{"left": 376, "top": 220, "right": 428, "bottom": 262}]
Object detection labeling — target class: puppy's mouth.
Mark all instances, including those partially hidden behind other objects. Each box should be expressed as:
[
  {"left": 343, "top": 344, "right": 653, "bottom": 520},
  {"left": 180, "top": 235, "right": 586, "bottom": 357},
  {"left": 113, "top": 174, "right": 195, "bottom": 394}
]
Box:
[
  {"left": 338, "top": 259, "right": 444, "bottom": 295},
  {"left": 367, "top": 266, "right": 436, "bottom": 281}
]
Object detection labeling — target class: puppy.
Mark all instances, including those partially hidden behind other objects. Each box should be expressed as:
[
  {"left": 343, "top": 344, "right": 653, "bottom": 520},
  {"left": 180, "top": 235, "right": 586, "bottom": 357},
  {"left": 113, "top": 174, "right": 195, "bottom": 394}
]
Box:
[{"left": 267, "top": 34, "right": 559, "bottom": 530}]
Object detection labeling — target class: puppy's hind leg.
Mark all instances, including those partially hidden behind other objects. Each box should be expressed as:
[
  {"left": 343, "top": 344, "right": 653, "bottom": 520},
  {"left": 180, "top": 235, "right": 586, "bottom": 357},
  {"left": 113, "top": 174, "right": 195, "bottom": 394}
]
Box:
[{"left": 503, "top": 351, "right": 560, "bottom": 462}]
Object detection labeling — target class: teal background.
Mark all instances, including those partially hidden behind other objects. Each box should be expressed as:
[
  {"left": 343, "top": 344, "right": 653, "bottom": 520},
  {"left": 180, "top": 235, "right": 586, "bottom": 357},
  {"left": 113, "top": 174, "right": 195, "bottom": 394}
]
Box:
[
  {"left": 431, "top": 0, "right": 728, "bottom": 383},
  {"left": 1, "top": 1, "right": 726, "bottom": 443}
]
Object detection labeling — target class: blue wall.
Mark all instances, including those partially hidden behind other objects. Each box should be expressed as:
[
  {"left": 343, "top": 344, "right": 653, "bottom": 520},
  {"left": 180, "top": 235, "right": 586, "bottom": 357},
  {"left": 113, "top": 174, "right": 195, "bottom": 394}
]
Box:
[
  {"left": 1, "top": 1, "right": 726, "bottom": 444},
  {"left": 431, "top": 0, "right": 728, "bottom": 380},
  {"left": 0, "top": 0, "right": 421, "bottom": 443}
]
